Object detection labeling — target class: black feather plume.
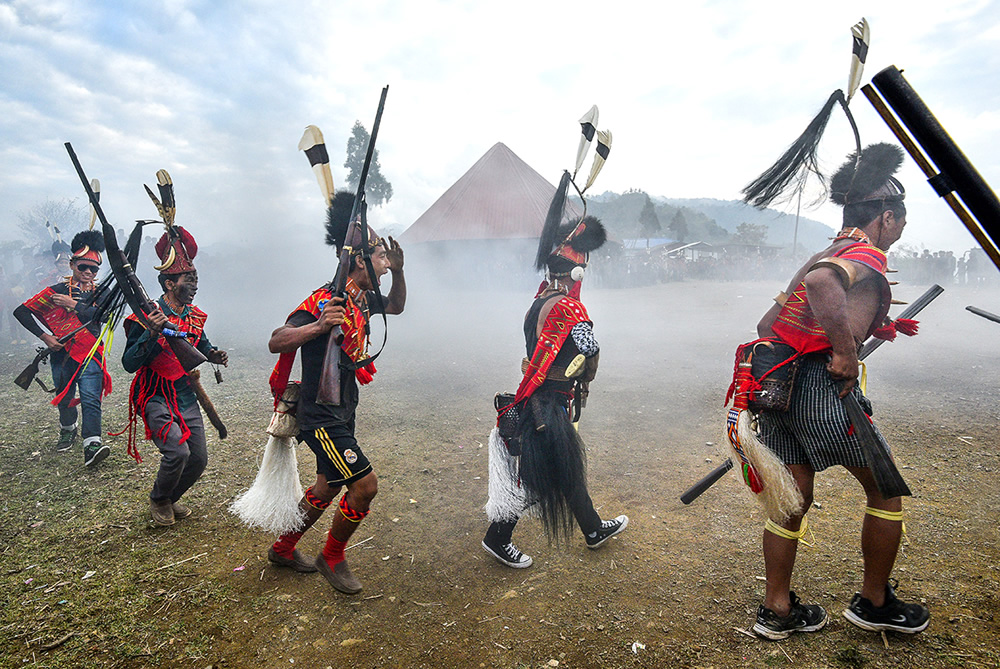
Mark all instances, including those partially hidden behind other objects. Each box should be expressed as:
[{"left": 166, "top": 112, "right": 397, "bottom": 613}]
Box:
[
  {"left": 70, "top": 229, "right": 106, "bottom": 254},
  {"left": 324, "top": 189, "right": 357, "bottom": 249},
  {"left": 830, "top": 143, "right": 904, "bottom": 205},
  {"left": 743, "top": 90, "right": 846, "bottom": 208},
  {"left": 535, "top": 171, "right": 572, "bottom": 271},
  {"left": 562, "top": 216, "right": 607, "bottom": 253}
]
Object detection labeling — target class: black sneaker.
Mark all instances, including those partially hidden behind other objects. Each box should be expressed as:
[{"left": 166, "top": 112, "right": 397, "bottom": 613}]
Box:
[
  {"left": 843, "top": 582, "right": 930, "bottom": 634},
  {"left": 753, "top": 592, "right": 828, "bottom": 640},
  {"left": 481, "top": 537, "right": 533, "bottom": 568},
  {"left": 55, "top": 427, "right": 77, "bottom": 452},
  {"left": 83, "top": 441, "right": 110, "bottom": 467},
  {"left": 585, "top": 515, "right": 629, "bottom": 549}
]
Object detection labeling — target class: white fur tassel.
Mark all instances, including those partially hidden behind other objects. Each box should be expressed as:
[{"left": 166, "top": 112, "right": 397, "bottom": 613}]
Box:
[
  {"left": 728, "top": 410, "right": 804, "bottom": 523},
  {"left": 485, "top": 427, "right": 527, "bottom": 522},
  {"left": 230, "top": 435, "right": 305, "bottom": 534}
]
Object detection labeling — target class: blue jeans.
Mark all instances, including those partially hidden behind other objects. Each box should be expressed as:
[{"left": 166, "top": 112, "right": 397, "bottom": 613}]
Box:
[{"left": 51, "top": 351, "right": 104, "bottom": 441}]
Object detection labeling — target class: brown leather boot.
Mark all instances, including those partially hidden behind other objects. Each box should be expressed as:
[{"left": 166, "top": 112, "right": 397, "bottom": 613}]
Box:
[
  {"left": 171, "top": 501, "right": 193, "bottom": 519},
  {"left": 150, "top": 499, "right": 175, "bottom": 526},
  {"left": 267, "top": 547, "right": 318, "bottom": 573},
  {"left": 315, "top": 555, "right": 362, "bottom": 594}
]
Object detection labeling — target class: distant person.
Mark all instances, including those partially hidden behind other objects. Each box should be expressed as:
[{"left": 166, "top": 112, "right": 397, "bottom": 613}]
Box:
[
  {"left": 744, "top": 144, "right": 930, "bottom": 639},
  {"left": 122, "top": 224, "right": 228, "bottom": 526},
  {"left": 265, "top": 191, "right": 406, "bottom": 594},
  {"left": 14, "top": 231, "right": 113, "bottom": 464},
  {"left": 483, "top": 215, "right": 627, "bottom": 569}
]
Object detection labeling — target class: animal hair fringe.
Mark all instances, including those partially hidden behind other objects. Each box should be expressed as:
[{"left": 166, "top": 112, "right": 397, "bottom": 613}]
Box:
[
  {"left": 485, "top": 427, "right": 528, "bottom": 522},
  {"left": 230, "top": 435, "right": 305, "bottom": 534},
  {"left": 727, "top": 411, "right": 804, "bottom": 523}
]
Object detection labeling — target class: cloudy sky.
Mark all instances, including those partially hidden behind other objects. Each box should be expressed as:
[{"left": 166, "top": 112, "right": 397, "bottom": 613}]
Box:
[{"left": 2, "top": 0, "right": 999, "bottom": 256}]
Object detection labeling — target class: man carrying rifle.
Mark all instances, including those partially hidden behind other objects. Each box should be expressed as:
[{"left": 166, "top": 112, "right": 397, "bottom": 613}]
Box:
[
  {"left": 121, "top": 224, "right": 228, "bottom": 526},
  {"left": 745, "top": 144, "right": 930, "bottom": 639},
  {"left": 14, "top": 230, "right": 113, "bottom": 465},
  {"left": 265, "top": 192, "right": 405, "bottom": 594}
]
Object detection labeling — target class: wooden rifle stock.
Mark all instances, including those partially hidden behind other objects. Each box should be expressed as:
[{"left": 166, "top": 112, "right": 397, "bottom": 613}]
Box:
[
  {"left": 315, "top": 223, "right": 361, "bottom": 406},
  {"left": 315, "top": 86, "right": 388, "bottom": 406},
  {"left": 188, "top": 369, "right": 227, "bottom": 439},
  {"left": 13, "top": 322, "right": 91, "bottom": 390}
]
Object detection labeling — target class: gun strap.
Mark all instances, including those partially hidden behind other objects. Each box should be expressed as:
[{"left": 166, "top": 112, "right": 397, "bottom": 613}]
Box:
[{"left": 340, "top": 252, "right": 388, "bottom": 372}]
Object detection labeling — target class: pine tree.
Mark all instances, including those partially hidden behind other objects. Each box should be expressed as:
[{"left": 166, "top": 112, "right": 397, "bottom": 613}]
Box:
[{"left": 344, "top": 121, "right": 393, "bottom": 206}]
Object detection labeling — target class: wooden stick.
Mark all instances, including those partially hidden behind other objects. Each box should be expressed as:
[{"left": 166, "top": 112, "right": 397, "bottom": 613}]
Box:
[
  {"left": 154, "top": 552, "right": 208, "bottom": 571},
  {"left": 41, "top": 632, "right": 75, "bottom": 651}
]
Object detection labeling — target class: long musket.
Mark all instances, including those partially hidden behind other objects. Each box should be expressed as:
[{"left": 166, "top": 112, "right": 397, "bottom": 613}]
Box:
[
  {"left": 64, "top": 143, "right": 206, "bottom": 372},
  {"left": 316, "top": 85, "right": 388, "bottom": 406},
  {"left": 862, "top": 66, "right": 1000, "bottom": 271},
  {"left": 681, "top": 284, "right": 944, "bottom": 504}
]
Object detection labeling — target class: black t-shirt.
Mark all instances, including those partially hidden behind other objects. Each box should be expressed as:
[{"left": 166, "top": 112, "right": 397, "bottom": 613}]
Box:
[{"left": 289, "top": 289, "right": 385, "bottom": 431}]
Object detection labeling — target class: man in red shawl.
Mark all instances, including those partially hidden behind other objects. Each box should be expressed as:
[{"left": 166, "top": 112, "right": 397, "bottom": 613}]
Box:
[
  {"left": 121, "top": 224, "right": 228, "bottom": 526},
  {"left": 483, "top": 209, "right": 628, "bottom": 569},
  {"left": 265, "top": 191, "right": 406, "bottom": 594},
  {"left": 14, "top": 230, "right": 113, "bottom": 465}
]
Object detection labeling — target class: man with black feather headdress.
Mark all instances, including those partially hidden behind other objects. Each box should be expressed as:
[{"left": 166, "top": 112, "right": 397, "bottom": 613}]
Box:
[
  {"left": 14, "top": 230, "right": 113, "bottom": 465},
  {"left": 264, "top": 190, "right": 405, "bottom": 594},
  {"left": 740, "top": 143, "right": 930, "bottom": 639},
  {"left": 483, "top": 185, "right": 628, "bottom": 569}
]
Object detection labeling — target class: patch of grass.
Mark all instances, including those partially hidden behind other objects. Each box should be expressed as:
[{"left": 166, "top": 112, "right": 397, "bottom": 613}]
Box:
[{"left": 833, "top": 645, "right": 867, "bottom": 668}]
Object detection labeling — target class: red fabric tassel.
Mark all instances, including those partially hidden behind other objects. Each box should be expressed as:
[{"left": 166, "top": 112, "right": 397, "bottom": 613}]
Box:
[
  {"left": 895, "top": 318, "right": 919, "bottom": 336},
  {"left": 872, "top": 323, "right": 897, "bottom": 341}
]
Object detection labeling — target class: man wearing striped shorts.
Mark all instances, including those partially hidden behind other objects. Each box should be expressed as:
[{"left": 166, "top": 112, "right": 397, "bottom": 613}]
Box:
[{"left": 265, "top": 196, "right": 406, "bottom": 595}]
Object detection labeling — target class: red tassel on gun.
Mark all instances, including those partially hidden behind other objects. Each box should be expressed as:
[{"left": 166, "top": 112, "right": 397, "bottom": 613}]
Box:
[
  {"left": 895, "top": 318, "right": 919, "bottom": 336},
  {"left": 872, "top": 323, "right": 897, "bottom": 341}
]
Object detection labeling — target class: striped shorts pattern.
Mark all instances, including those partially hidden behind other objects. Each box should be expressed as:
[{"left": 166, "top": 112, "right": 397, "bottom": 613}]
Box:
[{"left": 758, "top": 356, "right": 886, "bottom": 472}]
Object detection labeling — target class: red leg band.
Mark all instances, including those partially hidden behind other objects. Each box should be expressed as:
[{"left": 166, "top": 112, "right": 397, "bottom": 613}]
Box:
[
  {"left": 305, "top": 486, "right": 332, "bottom": 510},
  {"left": 338, "top": 495, "right": 368, "bottom": 523}
]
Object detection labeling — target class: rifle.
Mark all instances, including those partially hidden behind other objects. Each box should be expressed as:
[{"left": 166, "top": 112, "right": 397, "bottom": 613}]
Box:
[
  {"left": 966, "top": 305, "right": 1000, "bottom": 324},
  {"left": 64, "top": 142, "right": 206, "bottom": 372},
  {"left": 14, "top": 321, "right": 92, "bottom": 390},
  {"left": 862, "top": 66, "right": 1000, "bottom": 271},
  {"left": 681, "top": 283, "right": 944, "bottom": 504},
  {"left": 316, "top": 85, "right": 388, "bottom": 406}
]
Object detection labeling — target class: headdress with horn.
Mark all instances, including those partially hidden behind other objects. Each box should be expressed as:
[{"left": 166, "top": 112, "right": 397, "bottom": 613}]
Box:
[
  {"left": 742, "top": 18, "right": 871, "bottom": 209},
  {"left": 533, "top": 106, "right": 612, "bottom": 283},
  {"left": 70, "top": 229, "right": 105, "bottom": 265},
  {"left": 145, "top": 169, "right": 198, "bottom": 275},
  {"left": 47, "top": 221, "right": 71, "bottom": 260}
]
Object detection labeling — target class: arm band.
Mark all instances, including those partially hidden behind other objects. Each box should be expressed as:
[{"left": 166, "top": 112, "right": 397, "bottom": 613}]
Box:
[{"left": 809, "top": 257, "right": 858, "bottom": 290}]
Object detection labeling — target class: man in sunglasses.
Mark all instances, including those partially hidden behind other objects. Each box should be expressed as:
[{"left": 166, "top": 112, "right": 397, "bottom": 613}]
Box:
[{"left": 14, "top": 230, "right": 113, "bottom": 466}]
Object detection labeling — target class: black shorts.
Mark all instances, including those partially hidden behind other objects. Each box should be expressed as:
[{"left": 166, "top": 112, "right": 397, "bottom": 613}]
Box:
[{"left": 299, "top": 424, "right": 372, "bottom": 486}]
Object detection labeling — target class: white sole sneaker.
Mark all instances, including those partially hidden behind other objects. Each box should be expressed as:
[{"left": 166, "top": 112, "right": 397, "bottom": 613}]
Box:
[{"left": 481, "top": 540, "right": 533, "bottom": 568}]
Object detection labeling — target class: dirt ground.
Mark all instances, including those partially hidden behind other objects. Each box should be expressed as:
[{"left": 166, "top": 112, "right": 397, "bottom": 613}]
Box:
[{"left": 1, "top": 279, "right": 998, "bottom": 669}]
